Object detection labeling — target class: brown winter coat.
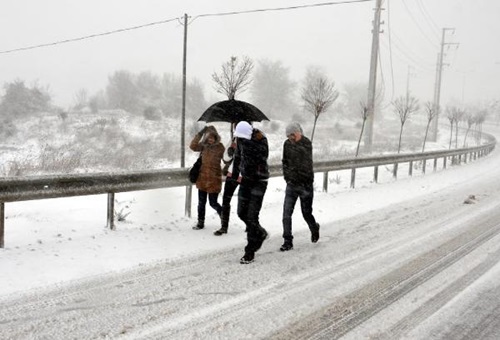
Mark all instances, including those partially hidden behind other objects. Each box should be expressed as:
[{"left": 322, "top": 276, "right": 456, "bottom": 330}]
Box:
[{"left": 189, "top": 126, "right": 225, "bottom": 193}]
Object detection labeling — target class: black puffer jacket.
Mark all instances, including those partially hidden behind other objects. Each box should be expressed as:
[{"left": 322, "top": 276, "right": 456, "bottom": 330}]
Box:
[
  {"left": 237, "top": 129, "right": 269, "bottom": 182},
  {"left": 282, "top": 135, "right": 314, "bottom": 186}
]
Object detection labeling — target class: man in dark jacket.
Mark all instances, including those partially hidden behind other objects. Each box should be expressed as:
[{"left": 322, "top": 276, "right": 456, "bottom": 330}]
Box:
[
  {"left": 280, "top": 122, "right": 320, "bottom": 251},
  {"left": 233, "top": 121, "right": 269, "bottom": 264}
]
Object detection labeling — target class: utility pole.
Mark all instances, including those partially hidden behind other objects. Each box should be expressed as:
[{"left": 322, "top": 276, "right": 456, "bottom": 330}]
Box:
[
  {"left": 406, "top": 65, "right": 414, "bottom": 102},
  {"left": 430, "top": 27, "right": 458, "bottom": 141},
  {"left": 364, "top": 0, "right": 383, "bottom": 153},
  {"left": 180, "top": 13, "right": 192, "bottom": 218},
  {"left": 181, "top": 13, "right": 188, "bottom": 168}
]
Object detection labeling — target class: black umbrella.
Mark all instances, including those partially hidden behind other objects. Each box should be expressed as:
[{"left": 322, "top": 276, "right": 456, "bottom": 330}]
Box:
[{"left": 198, "top": 99, "right": 269, "bottom": 123}]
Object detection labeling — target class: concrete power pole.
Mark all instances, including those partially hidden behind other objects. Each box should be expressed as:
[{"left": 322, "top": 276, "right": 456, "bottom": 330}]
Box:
[
  {"left": 406, "top": 65, "right": 413, "bottom": 102},
  {"left": 180, "top": 14, "right": 192, "bottom": 218},
  {"left": 181, "top": 13, "right": 188, "bottom": 168},
  {"left": 364, "top": 0, "right": 384, "bottom": 153},
  {"left": 430, "top": 27, "right": 458, "bottom": 141}
]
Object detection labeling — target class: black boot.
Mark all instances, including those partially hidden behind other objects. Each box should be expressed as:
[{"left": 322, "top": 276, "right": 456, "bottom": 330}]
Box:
[
  {"left": 213, "top": 227, "right": 227, "bottom": 236},
  {"left": 214, "top": 209, "right": 228, "bottom": 235},
  {"left": 193, "top": 220, "right": 204, "bottom": 230},
  {"left": 311, "top": 223, "right": 320, "bottom": 243}
]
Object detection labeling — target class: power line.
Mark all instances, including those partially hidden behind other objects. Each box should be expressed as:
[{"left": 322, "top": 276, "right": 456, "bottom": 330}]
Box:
[
  {"left": 385, "top": 0, "right": 395, "bottom": 102},
  {"left": 0, "top": 0, "right": 375, "bottom": 55},
  {"left": 380, "top": 38, "right": 433, "bottom": 74},
  {"left": 0, "top": 17, "right": 181, "bottom": 55},
  {"left": 401, "top": 0, "right": 439, "bottom": 49},
  {"left": 417, "top": 0, "right": 440, "bottom": 33},
  {"left": 193, "top": 0, "right": 374, "bottom": 19},
  {"left": 382, "top": 31, "right": 435, "bottom": 71}
]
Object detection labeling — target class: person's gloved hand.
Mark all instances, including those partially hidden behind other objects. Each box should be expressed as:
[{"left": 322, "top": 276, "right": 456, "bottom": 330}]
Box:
[{"left": 199, "top": 126, "right": 208, "bottom": 135}]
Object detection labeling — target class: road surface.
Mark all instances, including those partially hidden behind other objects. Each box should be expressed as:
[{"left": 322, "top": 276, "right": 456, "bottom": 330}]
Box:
[{"left": 1, "top": 131, "right": 500, "bottom": 339}]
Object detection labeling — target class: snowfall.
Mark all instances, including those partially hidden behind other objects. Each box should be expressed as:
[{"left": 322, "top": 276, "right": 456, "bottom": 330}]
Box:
[{"left": 1, "top": 124, "right": 500, "bottom": 339}]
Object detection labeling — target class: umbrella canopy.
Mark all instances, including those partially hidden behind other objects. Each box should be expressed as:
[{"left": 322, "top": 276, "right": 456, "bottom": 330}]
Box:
[{"left": 198, "top": 99, "right": 269, "bottom": 123}]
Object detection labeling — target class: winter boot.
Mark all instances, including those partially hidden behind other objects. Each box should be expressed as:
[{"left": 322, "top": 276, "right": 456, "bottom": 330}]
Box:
[
  {"left": 311, "top": 223, "right": 320, "bottom": 243},
  {"left": 214, "top": 213, "right": 229, "bottom": 236},
  {"left": 254, "top": 226, "right": 268, "bottom": 252},
  {"left": 280, "top": 242, "right": 293, "bottom": 251},
  {"left": 213, "top": 227, "right": 227, "bottom": 236},
  {"left": 192, "top": 220, "right": 204, "bottom": 230},
  {"left": 240, "top": 252, "right": 255, "bottom": 264}
]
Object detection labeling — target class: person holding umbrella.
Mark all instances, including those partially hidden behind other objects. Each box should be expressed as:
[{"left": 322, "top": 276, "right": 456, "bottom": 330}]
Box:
[
  {"left": 196, "top": 99, "right": 270, "bottom": 239},
  {"left": 189, "top": 125, "right": 225, "bottom": 230},
  {"left": 280, "top": 122, "right": 320, "bottom": 251},
  {"left": 233, "top": 121, "right": 269, "bottom": 264}
]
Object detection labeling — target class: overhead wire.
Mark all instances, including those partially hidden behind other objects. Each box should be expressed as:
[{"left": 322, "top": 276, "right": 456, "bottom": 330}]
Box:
[
  {"left": 0, "top": 0, "right": 375, "bottom": 55},
  {"left": 400, "top": 0, "right": 439, "bottom": 49},
  {"left": 417, "top": 0, "right": 440, "bottom": 33},
  {"left": 381, "top": 31, "right": 435, "bottom": 72},
  {"left": 379, "top": 37, "right": 433, "bottom": 74},
  {"left": 0, "top": 17, "right": 181, "bottom": 54},
  {"left": 192, "top": 0, "right": 373, "bottom": 19},
  {"left": 385, "top": 0, "right": 395, "bottom": 102},
  {"left": 415, "top": 0, "right": 440, "bottom": 41}
]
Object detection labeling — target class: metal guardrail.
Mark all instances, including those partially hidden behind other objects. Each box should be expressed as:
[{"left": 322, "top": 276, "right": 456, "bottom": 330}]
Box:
[{"left": 0, "top": 135, "right": 496, "bottom": 248}]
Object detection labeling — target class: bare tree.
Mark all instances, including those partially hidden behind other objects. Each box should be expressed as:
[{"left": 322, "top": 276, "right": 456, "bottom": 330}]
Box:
[
  {"left": 212, "top": 56, "right": 254, "bottom": 100},
  {"left": 462, "top": 111, "right": 476, "bottom": 147},
  {"left": 454, "top": 107, "right": 465, "bottom": 148},
  {"left": 301, "top": 70, "right": 339, "bottom": 142},
  {"left": 445, "top": 106, "right": 455, "bottom": 149},
  {"left": 392, "top": 96, "right": 420, "bottom": 153},
  {"left": 350, "top": 102, "right": 369, "bottom": 188},
  {"left": 250, "top": 59, "right": 296, "bottom": 119},
  {"left": 73, "top": 88, "right": 88, "bottom": 110},
  {"left": 474, "top": 109, "right": 487, "bottom": 144},
  {"left": 355, "top": 102, "right": 369, "bottom": 157},
  {"left": 421, "top": 101, "right": 438, "bottom": 152}
]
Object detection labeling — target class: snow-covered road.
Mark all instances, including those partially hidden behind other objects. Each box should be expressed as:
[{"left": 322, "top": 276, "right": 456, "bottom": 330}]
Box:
[{"left": 1, "top": 126, "right": 500, "bottom": 339}]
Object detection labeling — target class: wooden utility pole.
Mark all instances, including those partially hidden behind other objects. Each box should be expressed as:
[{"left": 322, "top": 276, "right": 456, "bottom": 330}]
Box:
[
  {"left": 364, "top": 0, "right": 383, "bottom": 153},
  {"left": 430, "top": 27, "right": 458, "bottom": 141}
]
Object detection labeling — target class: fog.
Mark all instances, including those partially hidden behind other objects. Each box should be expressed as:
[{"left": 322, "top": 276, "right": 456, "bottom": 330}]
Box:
[{"left": 1, "top": 0, "right": 499, "bottom": 108}]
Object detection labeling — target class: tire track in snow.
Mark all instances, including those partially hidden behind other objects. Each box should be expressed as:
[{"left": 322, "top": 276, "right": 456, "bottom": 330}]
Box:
[{"left": 269, "top": 212, "right": 500, "bottom": 340}]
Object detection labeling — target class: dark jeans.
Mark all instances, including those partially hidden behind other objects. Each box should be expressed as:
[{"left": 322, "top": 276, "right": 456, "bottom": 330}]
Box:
[
  {"left": 237, "top": 180, "right": 268, "bottom": 254},
  {"left": 197, "top": 190, "right": 222, "bottom": 222},
  {"left": 221, "top": 178, "right": 239, "bottom": 229},
  {"left": 282, "top": 183, "right": 317, "bottom": 243}
]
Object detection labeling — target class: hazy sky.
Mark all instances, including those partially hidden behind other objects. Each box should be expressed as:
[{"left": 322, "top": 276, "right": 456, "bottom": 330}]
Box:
[{"left": 1, "top": 0, "right": 499, "bottom": 109}]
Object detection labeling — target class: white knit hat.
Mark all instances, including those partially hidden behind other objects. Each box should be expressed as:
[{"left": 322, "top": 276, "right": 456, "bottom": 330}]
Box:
[
  {"left": 285, "top": 122, "right": 303, "bottom": 136},
  {"left": 234, "top": 121, "right": 253, "bottom": 140}
]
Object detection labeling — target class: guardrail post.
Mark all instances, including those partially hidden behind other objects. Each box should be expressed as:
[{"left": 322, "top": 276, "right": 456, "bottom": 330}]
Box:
[
  {"left": 322, "top": 172, "right": 329, "bottom": 192},
  {"left": 107, "top": 193, "right": 115, "bottom": 230},
  {"left": 464, "top": 153, "right": 468, "bottom": 164},
  {"left": 408, "top": 161, "right": 413, "bottom": 176},
  {"left": 374, "top": 166, "right": 379, "bottom": 183},
  {"left": 443, "top": 157, "right": 447, "bottom": 169},
  {"left": 350, "top": 169, "right": 356, "bottom": 188},
  {"left": 185, "top": 185, "right": 192, "bottom": 218},
  {"left": 422, "top": 159, "right": 426, "bottom": 174},
  {"left": 433, "top": 158, "right": 437, "bottom": 171},
  {"left": 393, "top": 163, "right": 398, "bottom": 178},
  {"left": 0, "top": 202, "right": 4, "bottom": 248}
]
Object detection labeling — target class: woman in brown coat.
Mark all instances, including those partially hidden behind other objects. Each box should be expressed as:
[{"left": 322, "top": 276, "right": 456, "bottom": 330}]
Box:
[{"left": 189, "top": 125, "right": 225, "bottom": 230}]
